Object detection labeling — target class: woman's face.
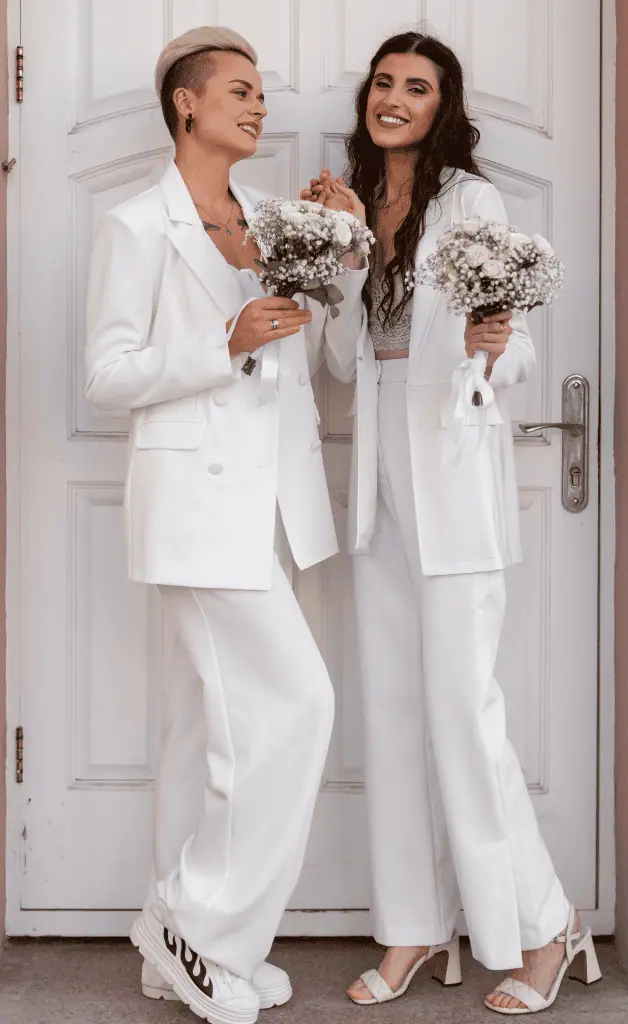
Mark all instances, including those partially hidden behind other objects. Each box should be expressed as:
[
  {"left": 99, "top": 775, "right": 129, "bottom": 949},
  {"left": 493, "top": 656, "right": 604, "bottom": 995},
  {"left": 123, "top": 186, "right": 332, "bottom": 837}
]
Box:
[
  {"left": 366, "top": 52, "right": 442, "bottom": 151},
  {"left": 177, "top": 51, "right": 267, "bottom": 157}
]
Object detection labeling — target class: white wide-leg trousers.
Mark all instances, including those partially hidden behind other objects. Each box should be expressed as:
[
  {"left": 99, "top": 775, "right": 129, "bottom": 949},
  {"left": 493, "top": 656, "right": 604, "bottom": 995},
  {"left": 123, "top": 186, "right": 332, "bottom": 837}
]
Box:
[
  {"left": 150, "top": 557, "right": 334, "bottom": 981},
  {"left": 353, "top": 358, "right": 568, "bottom": 970}
]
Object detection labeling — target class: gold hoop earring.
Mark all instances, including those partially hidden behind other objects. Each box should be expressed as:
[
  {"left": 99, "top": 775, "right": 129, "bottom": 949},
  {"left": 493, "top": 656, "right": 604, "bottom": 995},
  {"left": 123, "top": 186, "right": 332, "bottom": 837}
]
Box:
[{"left": 185, "top": 113, "right": 193, "bottom": 134}]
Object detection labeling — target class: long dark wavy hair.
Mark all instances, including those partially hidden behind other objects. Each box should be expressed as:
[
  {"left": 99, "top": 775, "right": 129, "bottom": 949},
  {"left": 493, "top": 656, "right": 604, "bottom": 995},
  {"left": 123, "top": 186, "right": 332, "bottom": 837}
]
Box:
[{"left": 346, "top": 32, "right": 485, "bottom": 327}]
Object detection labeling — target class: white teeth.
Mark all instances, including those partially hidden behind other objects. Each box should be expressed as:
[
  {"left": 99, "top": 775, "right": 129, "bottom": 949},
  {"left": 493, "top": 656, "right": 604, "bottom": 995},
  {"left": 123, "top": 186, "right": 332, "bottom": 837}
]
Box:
[
  {"left": 379, "top": 115, "right": 407, "bottom": 125},
  {"left": 238, "top": 124, "right": 257, "bottom": 137}
]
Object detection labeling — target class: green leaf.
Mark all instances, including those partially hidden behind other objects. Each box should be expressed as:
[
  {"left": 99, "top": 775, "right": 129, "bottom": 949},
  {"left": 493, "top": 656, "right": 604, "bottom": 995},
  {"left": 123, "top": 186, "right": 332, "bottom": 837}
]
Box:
[
  {"left": 325, "top": 284, "right": 344, "bottom": 305},
  {"left": 304, "top": 286, "right": 329, "bottom": 306},
  {"left": 329, "top": 304, "right": 340, "bottom": 319}
]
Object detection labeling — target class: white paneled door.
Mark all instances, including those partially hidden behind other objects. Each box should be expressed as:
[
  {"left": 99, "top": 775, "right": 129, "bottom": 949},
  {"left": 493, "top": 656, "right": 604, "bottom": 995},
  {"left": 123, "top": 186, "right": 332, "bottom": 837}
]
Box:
[{"left": 8, "top": 0, "right": 604, "bottom": 936}]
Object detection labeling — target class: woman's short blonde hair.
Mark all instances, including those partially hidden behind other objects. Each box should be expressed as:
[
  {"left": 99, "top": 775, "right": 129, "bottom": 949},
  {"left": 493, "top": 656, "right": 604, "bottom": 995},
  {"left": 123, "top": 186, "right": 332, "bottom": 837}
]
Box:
[{"left": 155, "top": 27, "right": 258, "bottom": 139}]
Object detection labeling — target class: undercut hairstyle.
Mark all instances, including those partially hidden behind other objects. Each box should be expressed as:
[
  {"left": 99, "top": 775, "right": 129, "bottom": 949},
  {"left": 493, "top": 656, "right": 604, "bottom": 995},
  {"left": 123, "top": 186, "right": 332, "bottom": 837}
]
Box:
[{"left": 160, "top": 45, "right": 255, "bottom": 139}]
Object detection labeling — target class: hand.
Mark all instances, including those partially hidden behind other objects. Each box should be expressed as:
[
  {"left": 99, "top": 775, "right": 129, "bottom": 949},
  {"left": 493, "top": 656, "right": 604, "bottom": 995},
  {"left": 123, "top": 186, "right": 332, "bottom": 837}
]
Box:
[
  {"left": 227, "top": 297, "right": 312, "bottom": 358},
  {"left": 301, "top": 167, "right": 335, "bottom": 204},
  {"left": 464, "top": 311, "right": 513, "bottom": 373},
  {"left": 302, "top": 169, "right": 367, "bottom": 226}
]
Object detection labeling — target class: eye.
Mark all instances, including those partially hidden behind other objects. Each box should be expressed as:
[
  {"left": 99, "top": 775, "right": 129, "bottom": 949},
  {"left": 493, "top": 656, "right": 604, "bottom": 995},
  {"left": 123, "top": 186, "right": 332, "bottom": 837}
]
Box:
[
  {"left": 233, "top": 89, "right": 247, "bottom": 98},
  {"left": 408, "top": 86, "right": 428, "bottom": 95},
  {"left": 374, "top": 79, "right": 390, "bottom": 89}
]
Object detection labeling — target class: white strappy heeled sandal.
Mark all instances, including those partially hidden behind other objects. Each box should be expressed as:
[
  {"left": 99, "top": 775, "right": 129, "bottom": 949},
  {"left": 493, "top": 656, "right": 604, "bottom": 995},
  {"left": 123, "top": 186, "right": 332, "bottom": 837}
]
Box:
[
  {"left": 485, "top": 907, "right": 602, "bottom": 1015},
  {"left": 349, "top": 935, "right": 461, "bottom": 1006}
]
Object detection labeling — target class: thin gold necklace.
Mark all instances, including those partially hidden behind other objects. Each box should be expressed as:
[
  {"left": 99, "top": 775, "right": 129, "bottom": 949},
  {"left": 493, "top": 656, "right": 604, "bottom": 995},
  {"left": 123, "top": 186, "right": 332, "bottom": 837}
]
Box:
[
  {"left": 377, "top": 180, "right": 413, "bottom": 210},
  {"left": 193, "top": 193, "right": 247, "bottom": 237}
]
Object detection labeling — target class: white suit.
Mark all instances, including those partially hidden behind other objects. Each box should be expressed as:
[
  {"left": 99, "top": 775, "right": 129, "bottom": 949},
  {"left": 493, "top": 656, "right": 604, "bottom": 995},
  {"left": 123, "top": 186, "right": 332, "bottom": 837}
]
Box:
[
  {"left": 85, "top": 162, "right": 335, "bottom": 979},
  {"left": 322, "top": 170, "right": 569, "bottom": 969}
]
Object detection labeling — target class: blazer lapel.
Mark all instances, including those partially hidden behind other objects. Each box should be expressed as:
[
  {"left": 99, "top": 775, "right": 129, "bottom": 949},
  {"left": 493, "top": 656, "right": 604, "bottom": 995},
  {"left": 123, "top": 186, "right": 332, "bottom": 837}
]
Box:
[
  {"left": 159, "top": 161, "right": 244, "bottom": 320},
  {"left": 408, "top": 169, "right": 463, "bottom": 370}
]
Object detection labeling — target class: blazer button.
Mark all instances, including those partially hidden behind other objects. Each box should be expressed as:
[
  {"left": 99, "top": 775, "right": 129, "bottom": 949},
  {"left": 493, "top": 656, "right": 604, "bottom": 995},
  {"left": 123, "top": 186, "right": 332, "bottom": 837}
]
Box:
[
  {"left": 311, "top": 440, "right": 322, "bottom": 453},
  {"left": 299, "top": 374, "right": 309, "bottom": 386},
  {"left": 213, "top": 390, "right": 229, "bottom": 406},
  {"left": 208, "top": 463, "right": 224, "bottom": 475}
]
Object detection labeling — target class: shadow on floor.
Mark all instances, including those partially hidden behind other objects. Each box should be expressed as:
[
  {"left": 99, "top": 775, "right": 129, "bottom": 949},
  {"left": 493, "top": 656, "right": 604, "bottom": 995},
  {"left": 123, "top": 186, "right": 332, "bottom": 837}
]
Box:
[{"left": 0, "top": 938, "right": 626, "bottom": 1024}]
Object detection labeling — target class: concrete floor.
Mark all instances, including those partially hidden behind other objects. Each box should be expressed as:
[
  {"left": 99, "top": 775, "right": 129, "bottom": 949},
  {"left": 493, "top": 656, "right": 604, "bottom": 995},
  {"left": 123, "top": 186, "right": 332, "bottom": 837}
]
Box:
[{"left": 0, "top": 938, "right": 626, "bottom": 1024}]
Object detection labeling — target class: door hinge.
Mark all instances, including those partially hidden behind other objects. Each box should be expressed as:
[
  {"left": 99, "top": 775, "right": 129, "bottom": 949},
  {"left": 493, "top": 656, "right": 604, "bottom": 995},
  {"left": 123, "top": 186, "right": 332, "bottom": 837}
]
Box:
[
  {"left": 16, "top": 46, "right": 23, "bottom": 103},
  {"left": 16, "top": 727, "right": 23, "bottom": 783}
]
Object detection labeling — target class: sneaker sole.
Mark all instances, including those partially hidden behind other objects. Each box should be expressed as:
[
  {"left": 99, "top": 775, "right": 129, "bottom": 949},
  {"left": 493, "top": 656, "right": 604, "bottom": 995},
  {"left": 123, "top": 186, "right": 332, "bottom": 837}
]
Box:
[
  {"left": 259, "top": 984, "right": 293, "bottom": 1009},
  {"left": 143, "top": 982, "right": 292, "bottom": 1009},
  {"left": 131, "top": 916, "right": 259, "bottom": 1024},
  {"left": 142, "top": 983, "right": 181, "bottom": 1002}
]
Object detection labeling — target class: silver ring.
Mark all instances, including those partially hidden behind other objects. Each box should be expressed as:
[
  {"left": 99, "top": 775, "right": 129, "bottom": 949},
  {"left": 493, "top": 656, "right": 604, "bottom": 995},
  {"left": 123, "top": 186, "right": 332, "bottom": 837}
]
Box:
[{"left": 271, "top": 319, "right": 280, "bottom": 331}]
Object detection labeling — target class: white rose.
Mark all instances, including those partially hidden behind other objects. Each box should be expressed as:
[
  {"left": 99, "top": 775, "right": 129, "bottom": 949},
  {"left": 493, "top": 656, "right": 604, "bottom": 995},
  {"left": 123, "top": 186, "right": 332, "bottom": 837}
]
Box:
[
  {"left": 533, "top": 233, "right": 555, "bottom": 256},
  {"left": 280, "top": 200, "right": 315, "bottom": 223},
  {"left": 462, "top": 218, "right": 482, "bottom": 235},
  {"left": 482, "top": 259, "right": 507, "bottom": 279},
  {"left": 359, "top": 240, "right": 371, "bottom": 256},
  {"left": 466, "top": 243, "right": 492, "bottom": 268},
  {"left": 510, "top": 231, "right": 531, "bottom": 246},
  {"left": 334, "top": 220, "right": 353, "bottom": 246}
]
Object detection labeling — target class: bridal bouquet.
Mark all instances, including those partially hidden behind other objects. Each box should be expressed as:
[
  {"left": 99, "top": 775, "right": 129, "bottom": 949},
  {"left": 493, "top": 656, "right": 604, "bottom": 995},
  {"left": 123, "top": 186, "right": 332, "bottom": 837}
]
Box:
[
  {"left": 411, "top": 219, "right": 564, "bottom": 406},
  {"left": 409, "top": 219, "right": 564, "bottom": 463},
  {"left": 242, "top": 198, "right": 375, "bottom": 374}
]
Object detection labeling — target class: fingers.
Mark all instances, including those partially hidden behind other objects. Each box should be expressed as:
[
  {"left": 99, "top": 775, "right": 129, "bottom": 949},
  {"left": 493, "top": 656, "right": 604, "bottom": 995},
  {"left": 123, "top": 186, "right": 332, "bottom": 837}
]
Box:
[
  {"left": 466, "top": 340, "right": 508, "bottom": 357},
  {"left": 466, "top": 321, "right": 512, "bottom": 341},
  {"left": 259, "top": 325, "right": 304, "bottom": 345},
  {"left": 265, "top": 311, "right": 312, "bottom": 329},
  {"left": 255, "top": 297, "right": 301, "bottom": 311},
  {"left": 482, "top": 311, "right": 513, "bottom": 324}
]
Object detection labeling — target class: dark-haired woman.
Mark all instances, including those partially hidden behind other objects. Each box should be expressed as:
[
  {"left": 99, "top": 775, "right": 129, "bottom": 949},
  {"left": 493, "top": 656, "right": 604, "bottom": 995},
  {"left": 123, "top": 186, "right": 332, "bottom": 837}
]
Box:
[{"left": 304, "top": 32, "right": 601, "bottom": 1015}]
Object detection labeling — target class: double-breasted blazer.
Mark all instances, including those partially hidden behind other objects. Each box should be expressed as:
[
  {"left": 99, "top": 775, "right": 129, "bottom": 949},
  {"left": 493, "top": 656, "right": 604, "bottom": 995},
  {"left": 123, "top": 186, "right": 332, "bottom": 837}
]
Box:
[{"left": 85, "top": 161, "right": 338, "bottom": 590}]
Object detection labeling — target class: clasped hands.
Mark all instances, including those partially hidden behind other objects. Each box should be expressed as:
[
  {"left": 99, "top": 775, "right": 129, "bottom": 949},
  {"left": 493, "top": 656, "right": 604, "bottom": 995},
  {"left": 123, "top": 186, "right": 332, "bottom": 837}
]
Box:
[{"left": 301, "top": 167, "right": 513, "bottom": 373}]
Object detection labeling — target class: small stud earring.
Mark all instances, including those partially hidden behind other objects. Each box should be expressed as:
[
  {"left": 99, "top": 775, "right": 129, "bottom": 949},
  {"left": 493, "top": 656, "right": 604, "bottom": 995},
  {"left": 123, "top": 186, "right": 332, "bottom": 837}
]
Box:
[{"left": 185, "top": 113, "right": 193, "bottom": 134}]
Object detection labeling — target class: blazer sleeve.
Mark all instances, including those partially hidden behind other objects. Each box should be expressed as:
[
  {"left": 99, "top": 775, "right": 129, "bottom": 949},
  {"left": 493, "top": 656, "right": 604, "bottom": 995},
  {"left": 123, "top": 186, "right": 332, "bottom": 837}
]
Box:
[
  {"left": 85, "top": 212, "right": 238, "bottom": 413},
  {"left": 469, "top": 181, "right": 536, "bottom": 390},
  {"left": 318, "top": 267, "right": 369, "bottom": 384}
]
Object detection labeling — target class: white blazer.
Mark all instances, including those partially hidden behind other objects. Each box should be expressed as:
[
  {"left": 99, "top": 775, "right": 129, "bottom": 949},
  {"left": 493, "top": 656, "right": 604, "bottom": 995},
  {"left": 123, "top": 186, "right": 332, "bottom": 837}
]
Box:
[
  {"left": 85, "top": 161, "right": 338, "bottom": 590},
  {"left": 320, "top": 169, "right": 536, "bottom": 576}
]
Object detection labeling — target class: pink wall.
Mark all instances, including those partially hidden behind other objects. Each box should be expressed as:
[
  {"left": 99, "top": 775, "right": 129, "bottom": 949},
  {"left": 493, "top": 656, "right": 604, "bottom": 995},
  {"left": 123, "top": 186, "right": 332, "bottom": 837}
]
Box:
[
  {"left": 0, "top": 0, "right": 8, "bottom": 953},
  {"left": 615, "top": 0, "right": 628, "bottom": 963}
]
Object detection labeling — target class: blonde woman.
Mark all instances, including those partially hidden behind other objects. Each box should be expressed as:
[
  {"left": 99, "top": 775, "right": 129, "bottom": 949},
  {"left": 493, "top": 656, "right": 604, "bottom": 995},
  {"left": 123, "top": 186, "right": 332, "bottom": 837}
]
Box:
[{"left": 86, "top": 28, "right": 337, "bottom": 1024}]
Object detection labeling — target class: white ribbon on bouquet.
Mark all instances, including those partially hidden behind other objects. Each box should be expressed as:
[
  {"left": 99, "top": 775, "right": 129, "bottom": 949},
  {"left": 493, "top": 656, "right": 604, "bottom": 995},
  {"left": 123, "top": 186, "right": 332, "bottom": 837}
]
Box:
[{"left": 442, "top": 349, "right": 495, "bottom": 467}]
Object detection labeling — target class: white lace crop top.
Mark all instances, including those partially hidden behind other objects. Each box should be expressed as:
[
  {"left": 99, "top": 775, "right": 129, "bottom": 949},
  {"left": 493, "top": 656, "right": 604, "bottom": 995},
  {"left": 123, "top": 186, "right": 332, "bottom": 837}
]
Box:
[{"left": 368, "top": 273, "right": 413, "bottom": 353}]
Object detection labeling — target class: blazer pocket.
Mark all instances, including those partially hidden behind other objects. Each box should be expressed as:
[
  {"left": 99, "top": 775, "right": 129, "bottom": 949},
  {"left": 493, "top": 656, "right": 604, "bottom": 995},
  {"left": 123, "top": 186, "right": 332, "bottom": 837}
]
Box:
[{"left": 134, "top": 420, "right": 206, "bottom": 450}]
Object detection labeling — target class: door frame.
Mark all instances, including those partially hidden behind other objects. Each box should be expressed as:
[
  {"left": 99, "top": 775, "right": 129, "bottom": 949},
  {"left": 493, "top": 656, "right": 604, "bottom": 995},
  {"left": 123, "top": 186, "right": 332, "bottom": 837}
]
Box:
[{"left": 4, "top": 0, "right": 618, "bottom": 937}]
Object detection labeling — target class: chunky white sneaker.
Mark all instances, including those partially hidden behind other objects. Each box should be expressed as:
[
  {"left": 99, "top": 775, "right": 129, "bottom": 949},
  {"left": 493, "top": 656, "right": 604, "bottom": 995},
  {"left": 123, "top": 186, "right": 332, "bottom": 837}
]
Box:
[
  {"left": 142, "top": 957, "right": 292, "bottom": 1009},
  {"left": 131, "top": 908, "right": 260, "bottom": 1024}
]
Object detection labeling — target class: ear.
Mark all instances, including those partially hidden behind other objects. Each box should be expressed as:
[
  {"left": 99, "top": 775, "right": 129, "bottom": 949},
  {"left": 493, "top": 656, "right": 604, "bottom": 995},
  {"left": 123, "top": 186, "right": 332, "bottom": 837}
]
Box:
[{"left": 172, "top": 86, "right": 194, "bottom": 122}]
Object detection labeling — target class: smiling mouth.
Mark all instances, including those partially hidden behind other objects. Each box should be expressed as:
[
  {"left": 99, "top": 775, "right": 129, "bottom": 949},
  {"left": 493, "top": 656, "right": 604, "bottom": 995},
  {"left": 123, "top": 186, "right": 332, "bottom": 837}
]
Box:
[
  {"left": 238, "top": 123, "right": 259, "bottom": 138},
  {"left": 377, "top": 114, "right": 409, "bottom": 126}
]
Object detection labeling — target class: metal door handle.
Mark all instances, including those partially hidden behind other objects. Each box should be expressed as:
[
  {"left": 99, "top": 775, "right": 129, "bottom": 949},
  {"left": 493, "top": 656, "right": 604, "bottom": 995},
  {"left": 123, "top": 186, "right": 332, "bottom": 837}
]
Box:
[
  {"left": 518, "top": 422, "right": 583, "bottom": 437},
  {"left": 518, "top": 374, "right": 589, "bottom": 513}
]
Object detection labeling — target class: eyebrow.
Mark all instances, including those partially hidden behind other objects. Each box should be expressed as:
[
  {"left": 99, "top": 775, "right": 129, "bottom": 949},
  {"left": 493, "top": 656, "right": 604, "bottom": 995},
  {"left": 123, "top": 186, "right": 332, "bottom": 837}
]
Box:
[
  {"left": 374, "top": 72, "right": 433, "bottom": 90},
  {"left": 229, "top": 79, "right": 265, "bottom": 102}
]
